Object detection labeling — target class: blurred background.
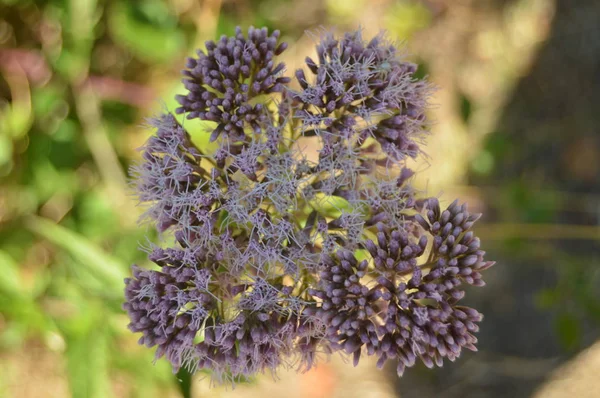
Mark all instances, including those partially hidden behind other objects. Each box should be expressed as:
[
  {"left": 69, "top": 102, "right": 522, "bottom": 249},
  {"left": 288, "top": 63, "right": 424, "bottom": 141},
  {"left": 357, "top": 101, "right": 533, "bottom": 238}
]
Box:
[{"left": 0, "top": 0, "right": 599, "bottom": 397}]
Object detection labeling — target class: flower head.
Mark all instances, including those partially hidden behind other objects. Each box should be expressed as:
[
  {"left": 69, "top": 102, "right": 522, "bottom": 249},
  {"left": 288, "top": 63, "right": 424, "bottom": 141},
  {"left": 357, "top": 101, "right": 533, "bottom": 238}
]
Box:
[
  {"left": 293, "top": 29, "right": 432, "bottom": 162},
  {"left": 124, "top": 27, "right": 494, "bottom": 384},
  {"left": 176, "top": 26, "right": 290, "bottom": 142}
]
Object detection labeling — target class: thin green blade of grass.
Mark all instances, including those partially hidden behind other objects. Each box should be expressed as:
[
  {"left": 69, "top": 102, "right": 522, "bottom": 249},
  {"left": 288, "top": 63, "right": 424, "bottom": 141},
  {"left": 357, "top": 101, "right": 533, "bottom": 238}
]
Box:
[
  {"left": 24, "top": 216, "right": 127, "bottom": 292},
  {"left": 0, "top": 250, "right": 24, "bottom": 297},
  {"left": 64, "top": 308, "right": 111, "bottom": 398}
]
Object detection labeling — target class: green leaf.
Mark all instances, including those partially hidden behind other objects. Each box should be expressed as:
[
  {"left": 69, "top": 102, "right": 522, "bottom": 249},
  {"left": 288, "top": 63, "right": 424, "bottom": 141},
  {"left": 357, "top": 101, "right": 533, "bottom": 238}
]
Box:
[
  {"left": 309, "top": 193, "right": 351, "bottom": 218},
  {"left": 157, "top": 82, "right": 219, "bottom": 155},
  {"left": 384, "top": 1, "right": 432, "bottom": 39},
  {"left": 64, "top": 306, "right": 111, "bottom": 398},
  {"left": 0, "top": 250, "right": 23, "bottom": 297},
  {"left": 24, "top": 216, "right": 126, "bottom": 292},
  {"left": 555, "top": 312, "right": 581, "bottom": 351},
  {"left": 534, "top": 288, "right": 560, "bottom": 310},
  {"left": 0, "top": 133, "right": 13, "bottom": 176},
  {"left": 412, "top": 60, "right": 429, "bottom": 81},
  {"left": 459, "top": 92, "right": 472, "bottom": 124},
  {"left": 0, "top": 250, "right": 52, "bottom": 338},
  {"left": 0, "top": 101, "right": 33, "bottom": 140},
  {"left": 108, "top": 2, "right": 185, "bottom": 64},
  {"left": 470, "top": 149, "right": 494, "bottom": 176},
  {"left": 175, "top": 367, "right": 193, "bottom": 398},
  {"left": 583, "top": 297, "right": 600, "bottom": 323}
]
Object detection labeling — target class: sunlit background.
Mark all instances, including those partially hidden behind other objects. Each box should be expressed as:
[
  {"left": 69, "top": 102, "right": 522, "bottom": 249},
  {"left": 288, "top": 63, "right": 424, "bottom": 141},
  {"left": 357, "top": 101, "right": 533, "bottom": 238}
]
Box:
[{"left": 1, "top": 0, "right": 599, "bottom": 397}]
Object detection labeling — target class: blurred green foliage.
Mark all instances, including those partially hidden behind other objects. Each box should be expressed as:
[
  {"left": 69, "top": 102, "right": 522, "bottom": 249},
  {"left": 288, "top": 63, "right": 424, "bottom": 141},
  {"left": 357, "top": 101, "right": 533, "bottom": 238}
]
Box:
[{"left": 0, "top": 0, "right": 198, "bottom": 396}]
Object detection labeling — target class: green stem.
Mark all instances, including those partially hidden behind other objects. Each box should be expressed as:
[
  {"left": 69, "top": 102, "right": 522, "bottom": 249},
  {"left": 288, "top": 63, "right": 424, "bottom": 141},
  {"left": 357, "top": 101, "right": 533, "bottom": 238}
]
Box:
[{"left": 175, "top": 367, "right": 193, "bottom": 398}]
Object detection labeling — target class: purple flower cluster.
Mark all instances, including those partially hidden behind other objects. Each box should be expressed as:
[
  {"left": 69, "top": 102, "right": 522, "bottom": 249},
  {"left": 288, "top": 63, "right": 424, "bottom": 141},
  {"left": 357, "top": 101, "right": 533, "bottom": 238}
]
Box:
[
  {"left": 293, "top": 30, "right": 431, "bottom": 162},
  {"left": 124, "top": 26, "right": 494, "bottom": 384},
  {"left": 310, "top": 200, "right": 494, "bottom": 377},
  {"left": 131, "top": 114, "right": 215, "bottom": 234},
  {"left": 176, "top": 26, "right": 290, "bottom": 145},
  {"left": 124, "top": 247, "right": 317, "bottom": 381}
]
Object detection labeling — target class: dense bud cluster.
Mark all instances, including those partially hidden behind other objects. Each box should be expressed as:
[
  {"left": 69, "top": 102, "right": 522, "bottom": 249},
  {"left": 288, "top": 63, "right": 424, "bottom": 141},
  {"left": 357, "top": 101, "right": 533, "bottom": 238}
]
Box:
[
  {"left": 294, "top": 30, "right": 430, "bottom": 162},
  {"left": 124, "top": 26, "right": 494, "bottom": 384},
  {"left": 176, "top": 26, "right": 290, "bottom": 145}
]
